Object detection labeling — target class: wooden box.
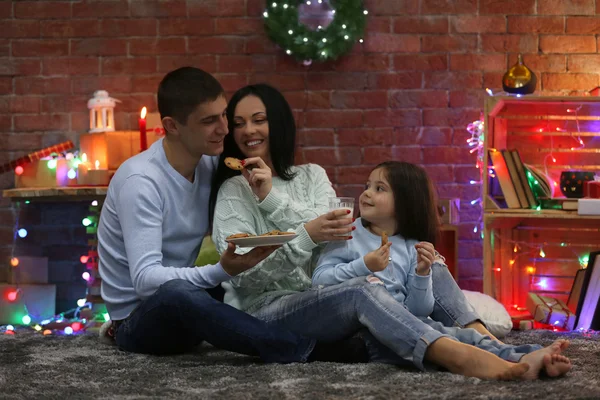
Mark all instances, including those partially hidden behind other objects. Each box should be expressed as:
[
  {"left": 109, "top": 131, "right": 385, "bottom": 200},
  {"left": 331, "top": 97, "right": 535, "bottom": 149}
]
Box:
[
  {"left": 15, "top": 160, "right": 57, "bottom": 188},
  {"left": 79, "top": 130, "right": 161, "bottom": 171},
  {"left": 482, "top": 96, "right": 600, "bottom": 311},
  {"left": 8, "top": 256, "right": 48, "bottom": 284}
]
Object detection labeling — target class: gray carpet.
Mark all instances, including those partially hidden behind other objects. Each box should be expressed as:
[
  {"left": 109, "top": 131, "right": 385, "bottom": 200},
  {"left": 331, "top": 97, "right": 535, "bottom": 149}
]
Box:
[{"left": 0, "top": 329, "right": 599, "bottom": 399}]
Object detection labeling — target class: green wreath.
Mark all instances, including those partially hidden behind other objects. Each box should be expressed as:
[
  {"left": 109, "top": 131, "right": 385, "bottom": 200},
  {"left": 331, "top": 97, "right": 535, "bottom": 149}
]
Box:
[{"left": 263, "top": 0, "right": 367, "bottom": 63}]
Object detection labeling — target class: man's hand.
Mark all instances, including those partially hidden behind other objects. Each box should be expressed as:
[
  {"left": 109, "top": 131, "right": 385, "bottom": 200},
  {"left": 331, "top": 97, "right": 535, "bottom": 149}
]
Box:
[
  {"left": 220, "top": 242, "right": 280, "bottom": 276},
  {"left": 364, "top": 242, "right": 392, "bottom": 272},
  {"left": 415, "top": 242, "right": 435, "bottom": 276}
]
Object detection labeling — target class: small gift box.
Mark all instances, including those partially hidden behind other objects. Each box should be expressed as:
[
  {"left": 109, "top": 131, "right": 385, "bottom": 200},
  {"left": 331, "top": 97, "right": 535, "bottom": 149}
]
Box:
[
  {"left": 584, "top": 180, "right": 600, "bottom": 198},
  {"left": 526, "top": 293, "right": 576, "bottom": 330}
]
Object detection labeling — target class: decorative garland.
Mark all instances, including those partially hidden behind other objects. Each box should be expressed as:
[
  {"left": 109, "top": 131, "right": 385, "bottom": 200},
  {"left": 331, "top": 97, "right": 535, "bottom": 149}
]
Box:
[{"left": 263, "top": 0, "right": 367, "bottom": 64}]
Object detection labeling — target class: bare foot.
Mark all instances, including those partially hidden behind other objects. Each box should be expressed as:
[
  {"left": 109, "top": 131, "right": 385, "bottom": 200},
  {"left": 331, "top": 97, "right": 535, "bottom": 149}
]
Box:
[{"left": 519, "top": 340, "right": 572, "bottom": 380}]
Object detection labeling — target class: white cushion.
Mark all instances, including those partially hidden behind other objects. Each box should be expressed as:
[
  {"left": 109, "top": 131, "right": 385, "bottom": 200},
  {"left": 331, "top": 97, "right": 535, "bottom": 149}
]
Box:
[{"left": 462, "top": 290, "right": 512, "bottom": 338}]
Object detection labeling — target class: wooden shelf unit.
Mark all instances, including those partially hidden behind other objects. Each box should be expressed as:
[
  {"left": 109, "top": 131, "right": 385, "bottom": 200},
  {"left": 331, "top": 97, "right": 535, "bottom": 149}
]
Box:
[{"left": 482, "top": 96, "right": 600, "bottom": 310}]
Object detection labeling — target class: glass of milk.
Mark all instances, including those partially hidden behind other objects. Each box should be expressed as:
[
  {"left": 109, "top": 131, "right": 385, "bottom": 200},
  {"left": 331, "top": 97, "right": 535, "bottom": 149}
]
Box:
[{"left": 329, "top": 197, "right": 355, "bottom": 236}]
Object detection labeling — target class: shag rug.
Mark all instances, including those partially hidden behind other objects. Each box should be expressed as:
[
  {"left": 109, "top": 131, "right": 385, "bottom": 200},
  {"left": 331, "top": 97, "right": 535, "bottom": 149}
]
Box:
[{"left": 0, "top": 329, "right": 599, "bottom": 399}]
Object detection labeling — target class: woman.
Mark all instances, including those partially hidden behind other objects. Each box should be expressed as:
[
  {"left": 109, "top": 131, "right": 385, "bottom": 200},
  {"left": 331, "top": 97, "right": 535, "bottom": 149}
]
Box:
[{"left": 210, "top": 84, "right": 570, "bottom": 380}]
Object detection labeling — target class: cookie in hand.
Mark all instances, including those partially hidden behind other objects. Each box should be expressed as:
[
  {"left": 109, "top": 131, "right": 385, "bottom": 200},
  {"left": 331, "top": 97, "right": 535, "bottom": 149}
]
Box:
[
  {"left": 381, "top": 231, "right": 388, "bottom": 246},
  {"left": 224, "top": 157, "right": 244, "bottom": 170}
]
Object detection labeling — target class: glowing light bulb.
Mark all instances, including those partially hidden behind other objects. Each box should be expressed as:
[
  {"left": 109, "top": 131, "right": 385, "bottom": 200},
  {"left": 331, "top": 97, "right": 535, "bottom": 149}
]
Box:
[
  {"left": 473, "top": 226, "right": 478, "bottom": 233},
  {"left": 34, "top": 324, "right": 42, "bottom": 331},
  {"left": 80, "top": 255, "right": 89, "bottom": 264},
  {"left": 322, "top": 38, "right": 327, "bottom": 43},
  {"left": 5, "top": 330, "right": 14, "bottom": 335},
  {"left": 306, "top": 1, "right": 311, "bottom": 4},
  {"left": 64, "top": 326, "right": 73, "bottom": 335},
  {"left": 47, "top": 159, "right": 57, "bottom": 169},
  {"left": 7, "top": 325, "right": 14, "bottom": 331},
  {"left": 342, "top": 24, "right": 347, "bottom": 29},
  {"left": 286, "top": 50, "right": 292, "bottom": 54},
  {"left": 67, "top": 169, "right": 76, "bottom": 179},
  {"left": 493, "top": 267, "right": 501, "bottom": 272},
  {"left": 527, "top": 266, "right": 535, "bottom": 274},
  {"left": 10, "top": 257, "right": 19, "bottom": 267},
  {"left": 303, "top": 37, "right": 308, "bottom": 42},
  {"left": 272, "top": 2, "right": 277, "bottom": 6},
  {"left": 359, "top": 38, "right": 363, "bottom": 43},
  {"left": 82, "top": 272, "right": 91, "bottom": 281},
  {"left": 18, "top": 229, "right": 27, "bottom": 238},
  {"left": 513, "top": 245, "right": 518, "bottom": 253},
  {"left": 71, "top": 322, "right": 82, "bottom": 332},
  {"left": 283, "top": 3, "right": 288, "bottom": 8},
  {"left": 77, "top": 298, "right": 87, "bottom": 307},
  {"left": 263, "top": 11, "right": 268, "bottom": 17},
  {"left": 509, "top": 259, "right": 516, "bottom": 266},
  {"left": 486, "top": 88, "right": 493, "bottom": 96},
  {"left": 539, "top": 248, "right": 546, "bottom": 258},
  {"left": 469, "top": 180, "right": 476, "bottom": 184},
  {"left": 103, "top": 313, "right": 110, "bottom": 322},
  {"left": 321, "top": 51, "right": 326, "bottom": 56},
  {"left": 538, "top": 279, "right": 548, "bottom": 289},
  {"left": 15, "top": 166, "right": 24, "bottom": 176},
  {"left": 43, "top": 329, "right": 52, "bottom": 336},
  {"left": 91, "top": 200, "right": 98, "bottom": 206},
  {"left": 82, "top": 218, "right": 92, "bottom": 227},
  {"left": 7, "top": 290, "right": 18, "bottom": 302},
  {"left": 344, "top": 35, "right": 349, "bottom": 40},
  {"left": 552, "top": 157, "right": 556, "bottom": 163},
  {"left": 22, "top": 315, "right": 31, "bottom": 325},
  {"left": 363, "top": 10, "right": 368, "bottom": 14},
  {"left": 288, "top": 29, "right": 293, "bottom": 34}
]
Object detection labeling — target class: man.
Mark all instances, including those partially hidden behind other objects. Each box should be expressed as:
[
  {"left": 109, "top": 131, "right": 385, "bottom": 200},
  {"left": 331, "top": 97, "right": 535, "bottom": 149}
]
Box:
[{"left": 98, "top": 67, "right": 366, "bottom": 363}]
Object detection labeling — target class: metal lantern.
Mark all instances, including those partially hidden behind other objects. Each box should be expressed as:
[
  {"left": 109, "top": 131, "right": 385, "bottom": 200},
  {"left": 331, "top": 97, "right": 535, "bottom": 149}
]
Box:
[{"left": 87, "top": 90, "right": 118, "bottom": 133}]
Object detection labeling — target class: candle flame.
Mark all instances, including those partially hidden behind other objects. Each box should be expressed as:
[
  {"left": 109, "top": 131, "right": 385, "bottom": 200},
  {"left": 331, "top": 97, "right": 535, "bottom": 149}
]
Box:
[
  {"left": 81, "top": 153, "right": 87, "bottom": 163},
  {"left": 95, "top": 160, "right": 100, "bottom": 170},
  {"left": 140, "top": 107, "right": 147, "bottom": 119}
]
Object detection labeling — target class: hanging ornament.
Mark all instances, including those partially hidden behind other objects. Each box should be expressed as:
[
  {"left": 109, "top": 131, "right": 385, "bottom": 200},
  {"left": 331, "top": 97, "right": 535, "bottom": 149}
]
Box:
[
  {"left": 502, "top": 54, "right": 537, "bottom": 95},
  {"left": 264, "top": 0, "right": 367, "bottom": 63}
]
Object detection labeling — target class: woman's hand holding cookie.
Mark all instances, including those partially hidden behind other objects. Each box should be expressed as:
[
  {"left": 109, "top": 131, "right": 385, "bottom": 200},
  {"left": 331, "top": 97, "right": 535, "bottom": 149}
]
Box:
[{"left": 241, "top": 157, "right": 272, "bottom": 201}]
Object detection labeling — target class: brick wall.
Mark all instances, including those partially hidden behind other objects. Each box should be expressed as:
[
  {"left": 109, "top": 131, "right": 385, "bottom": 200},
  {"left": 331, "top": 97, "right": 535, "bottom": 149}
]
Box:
[{"left": 2, "top": 0, "right": 600, "bottom": 302}]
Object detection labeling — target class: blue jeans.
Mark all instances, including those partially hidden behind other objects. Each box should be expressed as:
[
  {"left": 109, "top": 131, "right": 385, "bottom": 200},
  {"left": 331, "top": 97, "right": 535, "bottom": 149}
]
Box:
[
  {"left": 251, "top": 275, "right": 541, "bottom": 371},
  {"left": 114, "top": 279, "right": 315, "bottom": 363}
]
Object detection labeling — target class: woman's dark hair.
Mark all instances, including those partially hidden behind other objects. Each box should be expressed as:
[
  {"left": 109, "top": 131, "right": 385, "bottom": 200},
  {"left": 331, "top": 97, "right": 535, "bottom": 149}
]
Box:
[
  {"left": 209, "top": 84, "right": 297, "bottom": 224},
  {"left": 157, "top": 67, "right": 224, "bottom": 125},
  {"left": 368, "top": 161, "right": 440, "bottom": 245}
]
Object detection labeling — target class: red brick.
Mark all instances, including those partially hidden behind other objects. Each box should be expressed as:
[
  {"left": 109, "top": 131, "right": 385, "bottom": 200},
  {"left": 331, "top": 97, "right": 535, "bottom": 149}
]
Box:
[
  {"left": 305, "top": 91, "right": 330, "bottom": 109},
  {"left": 100, "top": 19, "right": 157, "bottom": 37},
  {"left": 158, "top": 19, "right": 213, "bottom": 36},
  {"left": 449, "top": 91, "right": 485, "bottom": 108},
  {"left": 480, "top": 34, "right": 538, "bottom": 53},
  {"left": 0, "top": 59, "right": 41, "bottom": 76},
  {"left": 0, "top": 40, "right": 8, "bottom": 57},
  {"left": 0, "top": 96, "right": 41, "bottom": 113},
  {"left": 112, "top": 94, "right": 156, "bottom": 113},
  {"left": 507, "top": 54, "right": 566, "bottom": 73},
  {"left": 215, "top": 18, "right": 263, "bottom": 34},
  {"left": 15, "top": 77, "right": 70, "bottom": 95},
  {"left": 71, "top": 112, "right": 90, "bottom": 132},
  {"left": 307, "top": 73, "right": 368, "bottom": 91},
  {"left": 423, "top": 108, "right": 480, "bottom": 128},
  {"left": 455, "top": 166, "right": 481, "bottom": 183},
  {"left": 40, "top": 95, "right": 86, "bottom": 113},
  {"left": 247, "top": 0, "right": 264, "bottom": 17},
  {"left": 130, "top": 0, "right": 186, "bottom": 17},
  {"left": 367, "top": 72, "right": 422, "bottom": 90},
  {"left": 398, "top": 127, "right": 453, "bottom": 146},
  {"left": 364, "top": 110, "right": 421, "bottom": 127},
  {"left": 12, "top": 40, "right": 68, "bottom": 57},
  {"left": 0, "top": 78, "right": 12, "bottom": 94},
  {"left": 458, "top": 241, "right": 483, "bottom": 259},
  {"left": 421, "top": 0, "right": 477, "bottom": 14},
  {"left": 0, "top": 2, "right": 12, "bottom": 18},
  {"left": 157, "top": 55, "right": 216, "bottom": 73},
  {"left": 367, "top": 17, "right": 392, "bottom": 33},
  {"left": 364, "top": 146, "right": 422, "bottom": 164},
  {"left": 451, "top": 16, "right": 506, "bottom": 34},
  {"left": 567, "top": 55, "right": 600, "bottom": 72},
  {"left": 450, "top": 54, "right": 506, "bottom": 72},
  {"left": 14, "top": 114, "right": 69, "bottom": 131},
  {"left": 188, "top": 37, "right": 246, "bottom": 54},
  {"left": 540, "top": 35, "right": 596, "bottom": 53},
  {"left": 130, "top": 38, "right": 186, "bottom": 56},
  {"left": 336, "top": 166, "right": 373, "bottom": 184},
  {"left": 365, "top": 0, "right": 419, "bottom": 14},
  {"left": 41, "top": 20, "right": 100, "bottom": 38},
  {"left": 71, "top": 39, "right": 127, "bottom": 56},
  {"left": 566, "top": 17, "right": 600, "bottom": 34},
  {"left": 389, "top": 90, "right": 448, "bottom": 108},
  {"left": 219, "top": 55, "right": 275, "bottom": 73},
  {"left": 303, "top": 147, "right": 363, "bottom": 166},
  {"left": 426, "top": 165, "right": 454, "bottom": 183},
  {"left": 246, "top": 36, "right": 278, "bottom": 54},
  {"left": 421, "top": 35, "right": 477, "bottom": 53},
  {"left": 0, "top": 115, "right": 12, "bottom": 131},
  {"left": 481, "top": 71, "right": 503, "bottom": 89},
  {"left": 538, "top": 0, "right": 594, "bottom": 15},
  {"left": 364, "top": 33, "right": 420, "bottom": 53},
  {"left": 188, "top": 0, "right": 246, "bottom": 17},
  {"left": 306, "top": 110, "right": 363, "bottom": 128},
  {"left": 331, "top": 91, "right": 387, "bottom": 109},
  {"left": 459, "top": 278, "right": 483, "bottom": 291},
  {"left": 542, "top": 73, "right": 599, "bottom": 91},
  {"left": 131, "top": 75, "right": 163, "bottom": 94},
  {"left": 480, "top": 0, "right": 535, "bottom": 14},
  {"left": 424, "top": 72, "right": 482, "bottom": 90},
  {"left": 70, "top": 76, "right": 133, "bottom": 95},
  {"left": 281, "top": 91, "right": 305, "bottom": 110},
  {"left": 334, "top": 184, "right": 364, "bottom": 199},
  {"left": 43, "top": 57, "right": 99, "bottom": 76},
  {"left": 3, "top": 20, "right": 40, "bottom": 38},
  {"left": 215, "top": 74, "right": 248, "bottom": 92},
  {"left": 394, "top": 55, "right": 446, "bottom": 71},
  {"left": 297, "top": 129, "right": 334, "bottom": 146},
  {"left": 508, "top": 16, "right": 564, "bottom": 34},
  {"left": 331, "top": 54, "right": 390, "bottom": 72},
  {"left": 102, "top": 57, "right": 156, "bottom": 75},
  {"left": 248, "top": 74, "right": 304, "bottom": 91},
  {"left": 72, "top": 0, "right": 129, "bottom": 18},
  {"left": 457, "top": 260, "right": 484, "bottom": 279},
  {"left": 338, "top": 128, "right": 394, "bottom": 146},
  {"left": 423, "top": 147, "right": 474, "bottom": 165},
  {"left": 15, "top": 1, "right": 71, "bottom": 19},
  {"left": 393, "top": 17, "right": 448, "bottom": 34}
]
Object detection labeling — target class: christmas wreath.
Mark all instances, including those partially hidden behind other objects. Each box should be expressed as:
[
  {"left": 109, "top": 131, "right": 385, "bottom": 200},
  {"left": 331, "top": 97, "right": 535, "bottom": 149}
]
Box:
[{"left": 263, "top": 0, "right": 367, "bottom": 63}]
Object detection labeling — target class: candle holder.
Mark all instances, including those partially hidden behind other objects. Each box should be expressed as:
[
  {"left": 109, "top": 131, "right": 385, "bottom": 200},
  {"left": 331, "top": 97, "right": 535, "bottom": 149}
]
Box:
[{"left": 87, "top": 90, "right": 119, "bottom": 133}]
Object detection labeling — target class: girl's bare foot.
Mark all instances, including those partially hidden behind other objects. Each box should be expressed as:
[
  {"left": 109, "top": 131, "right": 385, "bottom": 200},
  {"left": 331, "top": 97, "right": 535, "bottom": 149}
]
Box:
[{"left": 519, "top": 340, "right": 572, "bottom": 380}]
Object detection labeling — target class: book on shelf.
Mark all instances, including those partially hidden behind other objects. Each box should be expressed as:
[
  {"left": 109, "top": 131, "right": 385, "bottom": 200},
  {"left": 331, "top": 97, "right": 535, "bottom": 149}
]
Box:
[
  {"left": 509, "top": 150, "right": 538, "bottom": 208},
  {"left": 501, "top": 149, "right": 529, "bottom": 208},
  {"left": 567, "top": 268, "right": 586, "bottom": 313},
  {"left": 573, "top": 251, "right": 600, "bottom": 331},
  {"left": 523, "top": 163, "right": 553, "bottom": 199},
  {"left": 488, "top": 149, "right": 521, "bottom": 209}
]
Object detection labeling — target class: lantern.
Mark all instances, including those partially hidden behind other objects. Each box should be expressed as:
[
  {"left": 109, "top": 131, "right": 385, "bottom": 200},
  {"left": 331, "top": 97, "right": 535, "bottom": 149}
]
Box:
[{"left": 87, "top": 90, "right": 119, "bottom": 133}]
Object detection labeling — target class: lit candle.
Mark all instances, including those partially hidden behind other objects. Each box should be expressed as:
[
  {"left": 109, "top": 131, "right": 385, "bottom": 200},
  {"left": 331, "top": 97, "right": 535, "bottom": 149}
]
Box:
[
  {"left": 86, "top": 159, "right": 109, "bottom": 186},
  {"left": 76, "top": 153, "right": 92, "bottom": 185},
  {"left": 139, "top": 107, "right": 147, "bottom": 152}
]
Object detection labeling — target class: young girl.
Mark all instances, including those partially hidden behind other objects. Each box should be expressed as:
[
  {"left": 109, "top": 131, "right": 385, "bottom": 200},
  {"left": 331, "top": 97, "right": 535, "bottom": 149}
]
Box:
[{"left": 314, "top": 161, "right": 572, "bottom": 378}]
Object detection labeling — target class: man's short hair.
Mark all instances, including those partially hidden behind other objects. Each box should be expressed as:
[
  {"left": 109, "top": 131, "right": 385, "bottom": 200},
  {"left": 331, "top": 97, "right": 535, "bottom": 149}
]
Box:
[{"left": 157, "top": 67, "right": 225, "bottom": 125}]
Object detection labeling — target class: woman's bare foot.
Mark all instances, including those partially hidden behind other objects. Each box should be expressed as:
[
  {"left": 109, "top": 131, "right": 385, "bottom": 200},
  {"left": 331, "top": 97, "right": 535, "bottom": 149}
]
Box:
[
  {"left": 519, "top": 340, "right": 572, "bottom": 380},
  {"left": 466, "top": 321, "right": 503, "bottom": 344}
]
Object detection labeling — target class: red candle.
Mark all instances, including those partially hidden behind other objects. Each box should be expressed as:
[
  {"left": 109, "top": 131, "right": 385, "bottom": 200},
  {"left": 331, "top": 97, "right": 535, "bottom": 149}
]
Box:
[{"left": 139, "top": 107, "right": 147, "bottom": 152}]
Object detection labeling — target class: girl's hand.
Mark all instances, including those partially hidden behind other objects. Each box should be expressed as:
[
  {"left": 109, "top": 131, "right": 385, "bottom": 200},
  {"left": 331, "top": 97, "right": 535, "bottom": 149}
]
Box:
[
  {"left": 415, "top": 241, "right": 435, "bottom": 276},
  {"left": 304, "top": 209, "right": 353, "bottom": 243},
  {"left": 364, "top": 242, "right": 392, "bottom": 272},
  {"left": 241, "top": 157, "right": 272, "bottom": 201}
]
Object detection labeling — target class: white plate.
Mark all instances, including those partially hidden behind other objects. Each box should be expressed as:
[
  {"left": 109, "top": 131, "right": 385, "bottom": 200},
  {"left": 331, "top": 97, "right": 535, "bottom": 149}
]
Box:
[{"left": 226, "top": 234, "right": 297, "bottom": 248}]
